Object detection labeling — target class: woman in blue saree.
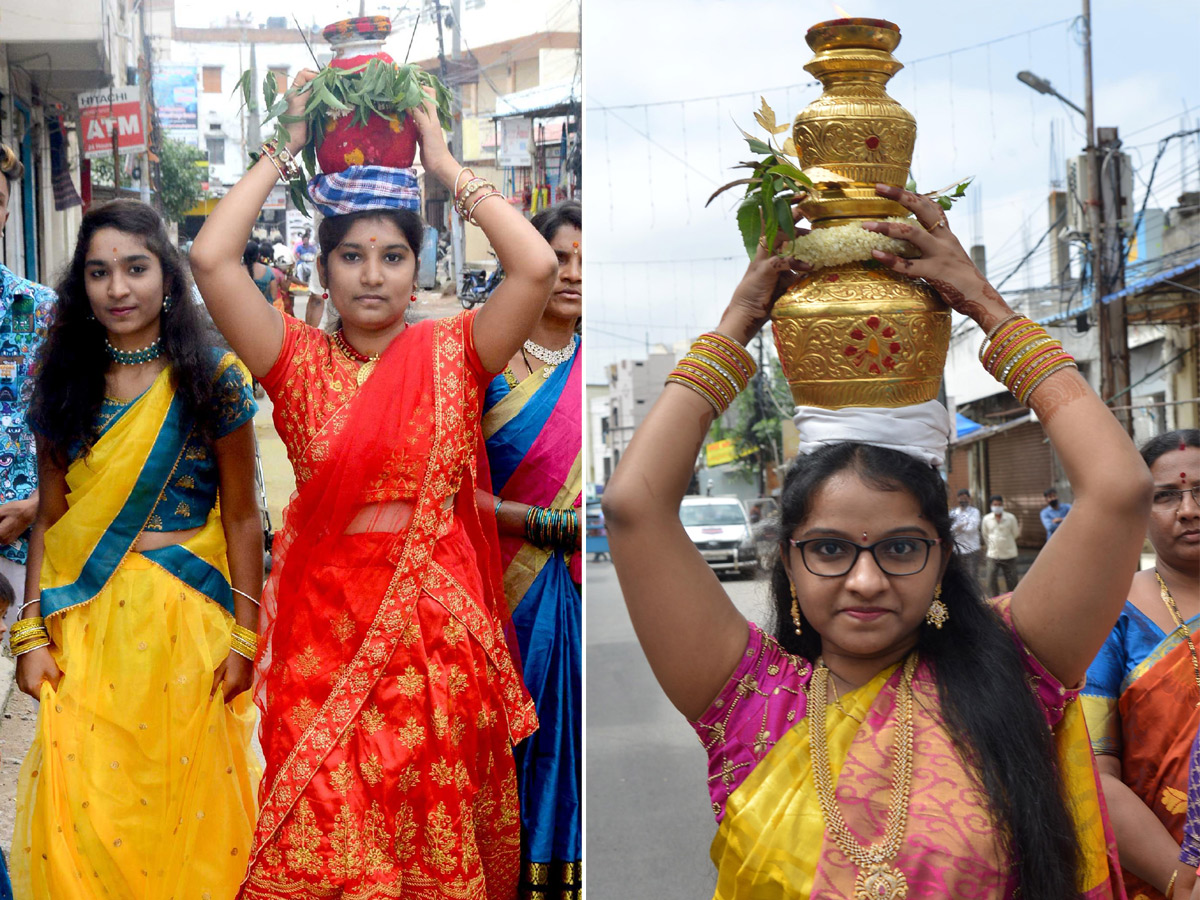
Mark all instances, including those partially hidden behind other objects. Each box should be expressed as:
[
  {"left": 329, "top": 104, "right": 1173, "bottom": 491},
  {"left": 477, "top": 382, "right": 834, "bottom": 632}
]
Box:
[{"left": 485, "top": 200, "right": 582, "bottom": 900}]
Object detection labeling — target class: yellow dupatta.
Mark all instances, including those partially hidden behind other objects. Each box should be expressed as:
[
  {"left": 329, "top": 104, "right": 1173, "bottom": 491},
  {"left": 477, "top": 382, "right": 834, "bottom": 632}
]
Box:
[{"left": 41, "top": 357, "right": 242, "bottom": 619}]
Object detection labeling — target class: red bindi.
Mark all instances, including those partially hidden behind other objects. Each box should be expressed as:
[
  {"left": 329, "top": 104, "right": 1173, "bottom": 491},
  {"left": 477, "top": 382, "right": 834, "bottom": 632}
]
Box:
[
  {"left": 369, "top": 236, "right": 376, "bottom": 242},
  {"left": 862, "top": 532, "right": 868, "bottom": 542}
]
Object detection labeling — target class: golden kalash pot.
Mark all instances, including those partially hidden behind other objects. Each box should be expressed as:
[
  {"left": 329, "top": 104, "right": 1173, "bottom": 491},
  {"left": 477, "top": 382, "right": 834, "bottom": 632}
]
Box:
[{"left": 772, "top": 18, "right": 950, "bottom": 409}]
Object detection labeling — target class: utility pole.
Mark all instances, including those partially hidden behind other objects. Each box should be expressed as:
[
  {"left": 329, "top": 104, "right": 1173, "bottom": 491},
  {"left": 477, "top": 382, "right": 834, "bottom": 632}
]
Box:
[
  {"left": 434, "top": 0, "right": 464, "bottom": 294},
  {"left": 138, "top": 0, "right": 151, "bottom": 205},
  {"left": 1082, "top": 0, "right": 1132, "bottom": 435}
]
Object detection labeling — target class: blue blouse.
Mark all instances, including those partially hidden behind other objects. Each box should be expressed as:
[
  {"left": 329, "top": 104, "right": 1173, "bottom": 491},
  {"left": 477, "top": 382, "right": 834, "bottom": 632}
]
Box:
[{"left": 90, "top": 360, "right": 256, "bottom": 531}]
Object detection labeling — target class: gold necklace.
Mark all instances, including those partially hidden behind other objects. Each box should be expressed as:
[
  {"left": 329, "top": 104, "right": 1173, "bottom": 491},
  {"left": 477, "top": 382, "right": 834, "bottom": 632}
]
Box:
[
  {"left": 809, "top": 654, "right": 917, "bottom": 900},
  {"left": 333, "top": 330, "right": 381, "bottom": 386},
  {"left": 1155, "top": 570, "right": 1200, "bottom": 707}
]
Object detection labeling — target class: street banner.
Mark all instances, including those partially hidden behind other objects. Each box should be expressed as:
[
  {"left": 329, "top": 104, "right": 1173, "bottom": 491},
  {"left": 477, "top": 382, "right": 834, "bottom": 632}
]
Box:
[
  {"left": 78, "top": 88, "right": 146, "bottom": 159},
  {"left": 705, "top": 438, "right": 755, "bottom": 468},
  {"left": 152, "top": 66, "right": 199, "bottom": 134},
  {"left": 499, "top": 116, "right": 532, "bottom": 167}
]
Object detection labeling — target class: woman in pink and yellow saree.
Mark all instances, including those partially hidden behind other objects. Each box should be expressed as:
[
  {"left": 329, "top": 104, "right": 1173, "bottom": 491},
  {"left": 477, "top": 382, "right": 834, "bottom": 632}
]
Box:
[{"left": 603, "top": 183, "right": 1148, "bottom": 900}]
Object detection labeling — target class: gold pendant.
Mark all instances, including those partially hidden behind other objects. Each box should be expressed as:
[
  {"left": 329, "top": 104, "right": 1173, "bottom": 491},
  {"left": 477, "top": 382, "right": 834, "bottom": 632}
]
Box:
[
  {"left": 356, "top": 359, "right": 377, "bottom": 386},
  {"left": 855, "top": 861, "right": 907, "bottom": 900}
]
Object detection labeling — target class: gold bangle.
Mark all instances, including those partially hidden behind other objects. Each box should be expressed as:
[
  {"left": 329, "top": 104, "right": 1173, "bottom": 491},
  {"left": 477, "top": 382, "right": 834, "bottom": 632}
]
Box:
[
  {"left": 982, "top": 311, "right": 1024, "bottom": 343},
  {"left": 10, "top": 616, "right": 46, "bottom": 635},
  {"left": 666, "top": 371, "right": 726, "bottom": 414},
  {"left": 465, "top": 189, "right": 503, "bottom": 225},
  {"left": 978, "top": 313, "right": 1028, "bottom": 358}
]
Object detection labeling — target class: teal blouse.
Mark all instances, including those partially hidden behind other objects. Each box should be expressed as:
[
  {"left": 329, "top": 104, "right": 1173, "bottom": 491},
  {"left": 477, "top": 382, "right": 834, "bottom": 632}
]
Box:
[{"left": 91, "top": 361, "right": 257, "bottom": 531}]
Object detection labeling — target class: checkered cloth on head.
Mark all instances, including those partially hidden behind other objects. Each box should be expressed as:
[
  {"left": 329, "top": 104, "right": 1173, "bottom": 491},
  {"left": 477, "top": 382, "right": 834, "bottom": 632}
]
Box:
[{"left": 308, "top": 166, "right": 421, "bottom": 218}]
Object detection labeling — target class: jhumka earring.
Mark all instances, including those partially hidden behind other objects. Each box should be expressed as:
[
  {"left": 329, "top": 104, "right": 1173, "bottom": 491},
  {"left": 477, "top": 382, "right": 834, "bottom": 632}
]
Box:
[
  {"left": 162, "top": 294, "right": 173, "bottom": 313},
  {"left": 410, "top": 293, "right": 417, "bottom": 303},
  {"left": 321, "top": 291, "right": 329, "bottom": 300},
  {"left": 789, "top": 582, "right": 802, "bottom": 636},
  {"left": 925, "top": 583, "right": 949, "bottom": 629}
]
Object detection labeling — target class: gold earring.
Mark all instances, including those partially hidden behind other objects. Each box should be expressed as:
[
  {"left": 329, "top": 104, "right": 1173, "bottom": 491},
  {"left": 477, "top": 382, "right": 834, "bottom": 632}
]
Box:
[
  {"left": 926, "top": 583, "right": 949, "bottom": 629},
  {"left": 789, "top": 582, "right": 802, "bottom": 636}
]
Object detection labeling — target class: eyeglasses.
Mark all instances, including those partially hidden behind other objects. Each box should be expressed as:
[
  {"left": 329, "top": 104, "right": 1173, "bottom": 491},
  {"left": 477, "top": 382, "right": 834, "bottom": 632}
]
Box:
[
  {"left": 788, "top": 536, "right": 940, "bottom": 577},
  {"left": 1152, "top": 486, "right": 1200, "bottom": 509}
]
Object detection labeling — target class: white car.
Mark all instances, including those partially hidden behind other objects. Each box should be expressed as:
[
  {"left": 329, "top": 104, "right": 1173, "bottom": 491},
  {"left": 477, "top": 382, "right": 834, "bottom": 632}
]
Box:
[{"left": 680, "top": 496, "right": 757, "bottom": 578}]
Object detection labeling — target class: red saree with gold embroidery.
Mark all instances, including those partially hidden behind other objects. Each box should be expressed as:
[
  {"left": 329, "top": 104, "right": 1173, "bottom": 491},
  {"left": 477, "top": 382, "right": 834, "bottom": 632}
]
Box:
[{"left": 241, "top": 313, "right": 537, "bottom": 900}]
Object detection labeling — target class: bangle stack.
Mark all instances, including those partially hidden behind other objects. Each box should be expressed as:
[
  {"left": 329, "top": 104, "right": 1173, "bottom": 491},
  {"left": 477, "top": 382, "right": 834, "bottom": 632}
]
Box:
[
  {"left": 979, "top": 315, "right": 1077, "bottom": 406},
  {"left": 453, "top": 167, "right": 503, "bottom": 225},
  {"left": 665, "top": 332, "right": 757, "bottom": 415},
  {"left": 9, "top": 616, "right": 50, "bottom": 657},
  {"left": 260, "top": 140, "right": 301, "bottom": 182},
  {"left": 229, "top": 623, "right": 259, "bottom": 662},
  {"left": 524, "top": 507, "right": 579, "bottom": 549}
]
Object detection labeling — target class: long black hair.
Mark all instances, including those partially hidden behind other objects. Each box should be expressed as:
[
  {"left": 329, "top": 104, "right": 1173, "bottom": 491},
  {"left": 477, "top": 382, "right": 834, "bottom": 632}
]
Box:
[
  {"left": 769, "top": 443, "right": 1079, "bottom": 899},
  {"left": 31, "top": 199, "right": 223, "bottom": 466}
]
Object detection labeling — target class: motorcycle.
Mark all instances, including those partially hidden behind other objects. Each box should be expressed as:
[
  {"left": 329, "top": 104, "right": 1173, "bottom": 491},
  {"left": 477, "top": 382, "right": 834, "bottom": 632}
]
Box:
[{"left": 459, "top": 253, "right": 505, "bottom": 309}]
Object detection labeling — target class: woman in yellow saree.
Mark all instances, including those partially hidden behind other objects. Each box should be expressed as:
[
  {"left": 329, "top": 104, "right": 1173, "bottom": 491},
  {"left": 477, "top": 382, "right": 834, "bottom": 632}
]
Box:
[
  {"left": 11, "top": 200, "right": 263, "bottom": 900},
  {"left": 1083, "top": 429, "right": 1200, "bottom": 899},
  {"left": 603, "top": 183, "right": 1148, "bottom": 899}
]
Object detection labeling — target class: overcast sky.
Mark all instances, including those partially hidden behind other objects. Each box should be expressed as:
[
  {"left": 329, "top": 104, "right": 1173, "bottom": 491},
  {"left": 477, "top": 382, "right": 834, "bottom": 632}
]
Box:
[
  {"left": 583, "top": 1, "right": 1200, "bottom": 381},
  {"left": 174, "top": 0, "right": 578, "bottom": 63}
]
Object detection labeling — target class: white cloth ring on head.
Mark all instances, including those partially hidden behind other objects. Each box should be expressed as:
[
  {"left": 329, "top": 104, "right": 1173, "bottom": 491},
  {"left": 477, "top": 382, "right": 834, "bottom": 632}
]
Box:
[{"left": 792, "top": 400, "right": 952, "bottom": 468}]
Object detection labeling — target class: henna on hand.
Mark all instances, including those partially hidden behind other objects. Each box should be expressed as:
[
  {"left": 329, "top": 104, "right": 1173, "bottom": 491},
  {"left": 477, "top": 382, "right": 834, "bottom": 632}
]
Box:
[{"left": 1026, "top": 369, "right": 1091, "bottom": 427}]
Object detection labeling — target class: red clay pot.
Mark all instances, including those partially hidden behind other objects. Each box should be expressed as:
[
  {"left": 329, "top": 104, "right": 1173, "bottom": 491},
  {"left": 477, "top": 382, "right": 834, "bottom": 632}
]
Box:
[{"left": 315, "top": 51, "right": 419, "bottom": 173}]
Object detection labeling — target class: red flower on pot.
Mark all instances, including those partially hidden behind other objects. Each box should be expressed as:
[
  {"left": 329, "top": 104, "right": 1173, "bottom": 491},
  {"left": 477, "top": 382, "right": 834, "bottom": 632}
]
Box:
[{"left": 843, "top": 315, "right": 902, "bottom": 375}]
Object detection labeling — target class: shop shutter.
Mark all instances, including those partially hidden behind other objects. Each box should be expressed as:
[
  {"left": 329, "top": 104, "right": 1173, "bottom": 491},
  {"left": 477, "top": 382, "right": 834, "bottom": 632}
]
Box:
[{"left": 985, "top": 421, "right": 1052, "bottom": 549}]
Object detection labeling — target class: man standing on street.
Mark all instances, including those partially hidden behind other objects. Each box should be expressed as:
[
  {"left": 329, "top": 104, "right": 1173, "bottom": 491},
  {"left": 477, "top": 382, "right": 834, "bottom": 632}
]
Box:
[
  {"left": 981, "top": 493, "right": 1021, "bottom": 596},
  {"left": 0, "top": 143, "right": 57, "bottom": 626},
  {"left": 1039, "top": 487, "right": 1071, "bottom": 539},
  {"left": 949, "top": 488, "right": 983, "bottom": 584}
]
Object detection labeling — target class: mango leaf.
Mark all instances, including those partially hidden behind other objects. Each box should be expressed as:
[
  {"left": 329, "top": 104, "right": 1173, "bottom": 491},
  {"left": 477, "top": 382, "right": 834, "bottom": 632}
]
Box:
[
  {"left": 937, "top": 196, "right": 953, "bottom": 210},
  {"left": 737, "top": 197, "right": 762, "bottom": 258},
  {"left": 905, "top": 173, "right": 917, "bottom": 192},
  {"left": 766, "top": 161, "right": 811, "bottom": 186},
  {"left": 288, "top": 180, "right": 309, "bottom": 217},
  {"left": 235, "top": 70, "right": 253, "bottom": 112},
  {"left": 302, "top": 143, "right": 317, "bottom": 181},
  {"left": 262, "top": 72, "right": 278, "bottom": 114},
  {"left": 781, "top": 136, "right": 797, "bottom": 157},
  {"left": 745, "top": 136, "right": 771, "bottom": 156},
  {"left": 775, "top": 196, "right": 795, "bottom": 238}
]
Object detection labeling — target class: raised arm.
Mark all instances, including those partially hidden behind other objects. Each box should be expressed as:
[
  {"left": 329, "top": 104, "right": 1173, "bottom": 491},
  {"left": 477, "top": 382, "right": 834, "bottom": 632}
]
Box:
[
  {"left": 603, "top": 246, "right": 809, "bottom": 720},
  {"left": 866, "top": 184, "right": 1151, "bottom": 687},
  {"left": 406, "top": 99, "right": 557, "bottom": 372},
  {"left": 189, "top": 70, "right": 318, "bottom": 376}
]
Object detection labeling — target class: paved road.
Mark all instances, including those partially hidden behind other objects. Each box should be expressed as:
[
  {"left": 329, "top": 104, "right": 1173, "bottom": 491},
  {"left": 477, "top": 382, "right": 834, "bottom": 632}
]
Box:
[{"left": 587, "top": 558, "right": 774, "bottom": 900}]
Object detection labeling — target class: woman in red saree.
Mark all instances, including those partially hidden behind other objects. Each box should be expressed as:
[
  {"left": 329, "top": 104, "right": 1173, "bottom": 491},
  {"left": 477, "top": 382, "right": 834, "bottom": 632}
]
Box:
[{"left": 190, "top": 70, "right": 556, "bottom": 899}]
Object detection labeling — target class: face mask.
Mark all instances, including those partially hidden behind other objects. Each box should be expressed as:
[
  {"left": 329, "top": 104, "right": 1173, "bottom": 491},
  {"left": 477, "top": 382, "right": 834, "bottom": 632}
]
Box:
[{"left": 991, "top": 505, "right": 1004, "bottom": 514}]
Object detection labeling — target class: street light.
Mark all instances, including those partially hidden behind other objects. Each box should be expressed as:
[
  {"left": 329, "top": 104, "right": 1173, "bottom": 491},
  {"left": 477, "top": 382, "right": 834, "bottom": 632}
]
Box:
[{"left": 1016, "top": 71, "right": 1086, "bottom": 118}]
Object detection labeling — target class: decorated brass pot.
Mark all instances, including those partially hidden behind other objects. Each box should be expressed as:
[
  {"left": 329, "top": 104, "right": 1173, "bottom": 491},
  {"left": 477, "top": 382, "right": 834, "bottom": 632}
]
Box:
[{"left": 772, "top": 18, "right": 950, "bottom": 409}]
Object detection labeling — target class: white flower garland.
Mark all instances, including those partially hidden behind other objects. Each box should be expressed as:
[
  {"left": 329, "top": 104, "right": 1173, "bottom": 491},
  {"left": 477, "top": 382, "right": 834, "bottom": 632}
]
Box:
[{"left": 779, "top": 217, "right": 920, "bottom": 270}]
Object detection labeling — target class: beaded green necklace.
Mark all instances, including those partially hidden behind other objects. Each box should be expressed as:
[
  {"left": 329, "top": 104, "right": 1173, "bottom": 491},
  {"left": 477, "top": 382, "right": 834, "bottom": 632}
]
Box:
[{"left": 106, "top": 337, "right": 163, "bottom": 366}]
